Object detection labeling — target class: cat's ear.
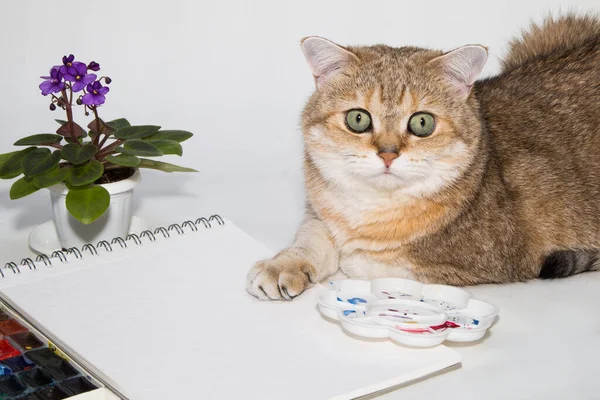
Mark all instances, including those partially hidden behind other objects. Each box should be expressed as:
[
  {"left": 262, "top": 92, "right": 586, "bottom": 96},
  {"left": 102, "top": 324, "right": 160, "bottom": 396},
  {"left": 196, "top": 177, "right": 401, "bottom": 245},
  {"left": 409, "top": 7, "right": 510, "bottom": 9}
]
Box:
[
  {"left": 301, "top": 37, "right": 358, "bottom": 88},
  {"left": 429, "top": 45, "right": 488, "bottom": 98}
]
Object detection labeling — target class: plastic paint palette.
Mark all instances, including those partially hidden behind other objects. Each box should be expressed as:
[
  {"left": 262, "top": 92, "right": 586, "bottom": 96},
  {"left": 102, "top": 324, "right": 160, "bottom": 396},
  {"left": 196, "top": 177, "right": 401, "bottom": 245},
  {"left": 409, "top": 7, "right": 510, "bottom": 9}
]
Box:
[
  {"left": 0, "top": 308, "right": 102, "bottom": 399},
  {"left": 318, "top": 278, "right": 499, "bottom": 347}
]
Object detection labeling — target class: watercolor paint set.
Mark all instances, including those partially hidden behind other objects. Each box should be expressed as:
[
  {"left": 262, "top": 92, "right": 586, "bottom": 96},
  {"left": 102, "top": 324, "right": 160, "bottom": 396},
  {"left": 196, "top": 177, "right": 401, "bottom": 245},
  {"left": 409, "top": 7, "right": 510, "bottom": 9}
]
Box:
[
  {"left": 318, "top": 278, "right": 499, "bottom": 347},
  {"left": 0, "top": 301, "right": 120, "bottom": 400}
]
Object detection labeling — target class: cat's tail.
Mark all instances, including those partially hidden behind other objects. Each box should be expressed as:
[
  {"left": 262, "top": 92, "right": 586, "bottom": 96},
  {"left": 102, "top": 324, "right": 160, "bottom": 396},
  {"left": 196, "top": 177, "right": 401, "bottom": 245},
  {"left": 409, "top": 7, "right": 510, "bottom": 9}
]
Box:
[
  {"left": 501, "top": 13, "right": 600, "bottom": 72},
  {"left": 539, "top": 249, "right": 600, "bottom": 279}
]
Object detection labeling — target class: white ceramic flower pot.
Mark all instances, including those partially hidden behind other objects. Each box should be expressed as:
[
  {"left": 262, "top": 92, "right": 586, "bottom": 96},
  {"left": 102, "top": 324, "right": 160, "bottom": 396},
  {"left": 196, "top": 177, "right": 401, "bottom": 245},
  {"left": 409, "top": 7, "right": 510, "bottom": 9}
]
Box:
[{"left": 47, "top": 169, "right": 141, "bottom": 249}]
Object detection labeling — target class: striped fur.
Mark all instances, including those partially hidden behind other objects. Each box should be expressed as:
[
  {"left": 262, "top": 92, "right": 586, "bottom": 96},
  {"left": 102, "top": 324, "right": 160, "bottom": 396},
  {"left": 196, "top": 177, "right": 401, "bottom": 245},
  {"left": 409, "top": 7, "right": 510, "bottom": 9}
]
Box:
[
  {"left": 502, "top": 13, "right": 600, "bottom": 71},
  {"left": 540, "top": 250, "right": 600, "bottom": 279}
]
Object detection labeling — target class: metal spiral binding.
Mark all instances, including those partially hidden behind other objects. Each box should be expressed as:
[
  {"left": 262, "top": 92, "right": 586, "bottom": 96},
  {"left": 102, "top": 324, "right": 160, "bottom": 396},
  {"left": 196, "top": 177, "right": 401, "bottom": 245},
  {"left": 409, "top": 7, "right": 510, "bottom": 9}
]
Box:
[
  {"left": 51, "top": 250, "right": 68, "bottom": 263},
  {"left": 154, "top": 227, "right": 169, "bottom": 239},
  {"left": 140, "top": 230, "right": 156, "bottom": 242},
  {"left": 36, "top": 254, "right": 52, "bottom": 267},
  {"left": 21, "top": 258, "right": 36, "bottom": 271},
  {"left": 111, "top": 237, "right": 127, "bottom": 249},
  {"left": 67, "top": 247, "right": 82, "bottom": 259},
  {"left": 2, "top": 215, "right": 224, "bottom": 278},
  {"left": 82, "top": 244, "right": 97, "bottom": 256},
  {"left": 126, "top": 233, "right": 142, "bottom": 245}
]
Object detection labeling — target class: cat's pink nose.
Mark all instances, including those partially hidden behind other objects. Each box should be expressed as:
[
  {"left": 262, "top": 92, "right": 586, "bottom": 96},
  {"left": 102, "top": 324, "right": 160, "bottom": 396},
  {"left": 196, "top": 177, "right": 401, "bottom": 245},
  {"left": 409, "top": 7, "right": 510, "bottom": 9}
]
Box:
[{"left": 378, "top": 152, "right": 399, "bottom": 168}]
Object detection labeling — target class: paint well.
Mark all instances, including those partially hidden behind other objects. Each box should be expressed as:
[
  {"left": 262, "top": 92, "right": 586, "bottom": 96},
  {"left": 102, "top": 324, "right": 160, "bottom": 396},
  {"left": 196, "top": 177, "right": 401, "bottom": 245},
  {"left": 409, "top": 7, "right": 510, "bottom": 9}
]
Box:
[
  {"left": 9, "top": 333, "right": 43, "bottom": 352},
  {"left": 43, "top": 360, "right": 78, "bottom": 381},
  {"left": 0, "top": 340, "right": 21, "bottom": 361},
  {"left": 2, "top": 356, "right": 35, "bottom": 373},
  {"left": 32, "top": 384, "right": 70, "bottom": 399},
  {"left": 61, "top": 377, "right": 97, "bottom": 395},
  {"left": 0, "top": 375, "right": 26, "bottom": 396},
  {"left": 18, "top": 368, "right": 54, "bottom": 388},
  {"left": 23, "top": 349, "right": 63, "bottom": 368},
  {"left": 0, "top": 320, "right": 28, "bottom": 336}
]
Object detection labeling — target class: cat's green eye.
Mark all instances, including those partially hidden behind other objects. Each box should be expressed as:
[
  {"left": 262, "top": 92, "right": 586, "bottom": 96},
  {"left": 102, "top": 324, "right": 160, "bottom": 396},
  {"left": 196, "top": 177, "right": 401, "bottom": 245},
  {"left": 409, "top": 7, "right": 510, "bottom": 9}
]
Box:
[
  {"left": 345, "top": 109, "right": 372, "bottom": 134},
  {"left": 408, "top": 112, "right": 436, "bottom": 137}
]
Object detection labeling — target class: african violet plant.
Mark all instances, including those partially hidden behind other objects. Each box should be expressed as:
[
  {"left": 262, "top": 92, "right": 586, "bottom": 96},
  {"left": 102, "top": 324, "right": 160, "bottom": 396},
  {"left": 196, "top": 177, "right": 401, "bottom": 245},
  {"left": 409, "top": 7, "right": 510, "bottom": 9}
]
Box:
[{"left": 0, "top": 55, "right": 196, "bottom": 224}]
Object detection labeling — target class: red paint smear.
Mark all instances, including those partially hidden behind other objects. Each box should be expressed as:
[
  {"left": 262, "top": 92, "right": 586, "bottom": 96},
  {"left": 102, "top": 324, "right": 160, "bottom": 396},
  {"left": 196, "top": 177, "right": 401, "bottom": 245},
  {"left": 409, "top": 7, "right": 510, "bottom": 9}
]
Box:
[
  {"left": 0, "top": 340, "right": 20, "bottom": 360},
  {"left": 396, "top": 321, "right": 461, "bottom": 334},
  {"left": 431, "top": 321, "right": 461, "bottom": 330}
]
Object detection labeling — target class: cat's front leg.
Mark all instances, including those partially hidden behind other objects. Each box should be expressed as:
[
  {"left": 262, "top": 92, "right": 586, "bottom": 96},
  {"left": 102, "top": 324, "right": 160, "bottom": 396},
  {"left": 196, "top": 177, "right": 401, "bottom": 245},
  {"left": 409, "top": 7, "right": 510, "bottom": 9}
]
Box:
[{"left": 246, "top": 213, "right": 339, "bottom": 300}]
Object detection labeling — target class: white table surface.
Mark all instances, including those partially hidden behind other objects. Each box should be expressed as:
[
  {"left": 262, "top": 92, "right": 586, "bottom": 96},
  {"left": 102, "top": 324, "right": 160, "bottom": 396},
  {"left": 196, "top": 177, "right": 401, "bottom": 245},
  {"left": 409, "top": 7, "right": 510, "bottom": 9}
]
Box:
[{"left": 1, "top": 172, "right": 599, "bottom": 400}]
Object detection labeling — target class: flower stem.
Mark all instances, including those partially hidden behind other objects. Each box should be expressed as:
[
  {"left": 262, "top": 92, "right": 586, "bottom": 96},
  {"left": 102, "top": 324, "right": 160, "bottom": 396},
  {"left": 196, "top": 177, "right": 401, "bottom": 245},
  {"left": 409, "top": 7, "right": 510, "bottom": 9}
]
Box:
[
  {"left": 61, "top": 88, "right": 82, "bottom": 147},
  {"left": 98, "top": 131, "right": 110, "bottom": 149},
  {"left": 102, "top": 162, "right": 122, "bottom": 171},
  {"left": 92, "top": 106, "right": 102, "bottom": 147},
  {"left": 95, "top": 139, "right": 123, "bottom": 159}
]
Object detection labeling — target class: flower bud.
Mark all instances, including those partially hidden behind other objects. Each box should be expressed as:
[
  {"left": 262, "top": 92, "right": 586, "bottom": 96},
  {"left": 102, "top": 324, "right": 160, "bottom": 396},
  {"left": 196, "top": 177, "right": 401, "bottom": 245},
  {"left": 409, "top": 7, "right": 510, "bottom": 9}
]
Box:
[
  {"left": 49, "top": 103, "right": 57, "bottom": 111},
  {"left": 76, "top": 98, "right": 83, "bottom": 105},
  {"left": 104, "top": 77, "right": 112, "bottom": 84},
  {"left": 87, "top": 61, "right": 100, "bottom": 71}
]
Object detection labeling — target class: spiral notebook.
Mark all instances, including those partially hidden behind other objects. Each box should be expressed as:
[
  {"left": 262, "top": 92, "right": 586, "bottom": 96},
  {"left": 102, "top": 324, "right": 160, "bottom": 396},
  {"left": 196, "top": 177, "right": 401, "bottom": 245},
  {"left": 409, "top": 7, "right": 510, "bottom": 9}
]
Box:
[{"left": 1, "top": 215, "right": 461, "bottom": 399}]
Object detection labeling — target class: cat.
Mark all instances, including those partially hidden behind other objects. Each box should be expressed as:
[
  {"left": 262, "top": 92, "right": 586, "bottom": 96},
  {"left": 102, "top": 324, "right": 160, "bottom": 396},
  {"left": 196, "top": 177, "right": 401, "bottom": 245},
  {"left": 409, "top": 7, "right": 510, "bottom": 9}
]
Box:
[{"left": 247, "top": 13, "right": 600, "bottom": 301}]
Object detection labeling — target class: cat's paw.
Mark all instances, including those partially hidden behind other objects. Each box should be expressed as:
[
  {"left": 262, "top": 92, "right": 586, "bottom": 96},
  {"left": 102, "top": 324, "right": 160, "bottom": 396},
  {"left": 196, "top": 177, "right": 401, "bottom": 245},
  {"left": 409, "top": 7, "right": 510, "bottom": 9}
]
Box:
[{"left": 246, "top": 255, "right": 317, "bottom": 301}]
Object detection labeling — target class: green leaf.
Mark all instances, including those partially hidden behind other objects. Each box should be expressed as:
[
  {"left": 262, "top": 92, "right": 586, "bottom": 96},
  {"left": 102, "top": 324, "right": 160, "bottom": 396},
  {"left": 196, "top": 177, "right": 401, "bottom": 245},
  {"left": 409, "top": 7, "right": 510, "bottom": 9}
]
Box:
[
  {"left": 145, "top": 140, "right": 182, "bottom": 156},
  {"left": 22, "top": 148, "right": 62, "bottom": 177},
  {"left": 105, "top": 118, "right": 131, "bottom": 130},
  {"left": 0, "top": 151, "right": 20, "bottom": 169},
  {"left": 55, "top": 119, "right": 68, "bottom": 125},
  {"left": 56, "top": 121, "right": 86, "bottom": 138},
  {"left": 62, "top": 143, "right": 98, "bottom": 165},
  {"left": 113, "top": 125, "right": 161, "bottom": 140},
  {"left": 137, "top": 158, "right": 198, "bottom": 173},
  {"left": 66, "top": 185, "right": 110, "bottom": 224},
  {"left": 10, "top": 176, "right": 39, "bottom": 199},
  {"left": 14, "top": 134, "right": 63, "bottom": 146},
  {"left": 32, "top": 167, "right": 69, "bottom": 188},
  {"left": 105, "top": 154, "right": 140, "bottom": 167},
  {"left": 87, "top": 118, "right": 115, "bottom": 135},
  {"left": 0, "top": 148, "right": 37, "bottom": 179},
  {"left": 67, "top": 160, "right": 104, "bottom": 186},
  {"left": 119, "top": 140, "right": 162, "bottom": 157},
  {"left": 145, "top": 130, "right": 193, "bottom": 143}
]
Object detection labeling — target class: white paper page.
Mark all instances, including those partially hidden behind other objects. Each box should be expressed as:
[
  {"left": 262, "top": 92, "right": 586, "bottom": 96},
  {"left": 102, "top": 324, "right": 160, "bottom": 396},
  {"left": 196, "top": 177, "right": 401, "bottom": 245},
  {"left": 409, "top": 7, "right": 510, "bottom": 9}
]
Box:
[{"left": 0, "top": 221, "right": 460, "bottom": 400}]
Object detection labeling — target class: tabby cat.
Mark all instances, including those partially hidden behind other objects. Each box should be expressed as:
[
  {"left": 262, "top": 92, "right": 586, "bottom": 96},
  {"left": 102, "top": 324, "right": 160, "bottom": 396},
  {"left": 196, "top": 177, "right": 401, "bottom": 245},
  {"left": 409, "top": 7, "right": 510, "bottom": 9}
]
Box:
[{"left": 247, "top": 14, "right": 600, "bottom": 300}]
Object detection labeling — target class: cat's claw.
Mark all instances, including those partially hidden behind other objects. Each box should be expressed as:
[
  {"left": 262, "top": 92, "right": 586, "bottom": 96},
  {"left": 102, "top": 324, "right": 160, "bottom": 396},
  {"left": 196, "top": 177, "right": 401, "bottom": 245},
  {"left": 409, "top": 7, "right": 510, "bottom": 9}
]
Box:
[{"left": 246, "top": 256, "right": 316, "bottom": 301}]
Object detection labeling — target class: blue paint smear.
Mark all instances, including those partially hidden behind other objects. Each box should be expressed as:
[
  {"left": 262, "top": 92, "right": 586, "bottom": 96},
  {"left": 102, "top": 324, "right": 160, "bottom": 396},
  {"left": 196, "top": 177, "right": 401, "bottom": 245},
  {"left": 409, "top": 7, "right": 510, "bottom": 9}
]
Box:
[
  {"left": 347, "top": 297, "right": 367, "bottom": 305},
  {"left": 336, "top": 297, "right": 343, "bottom": 302},
  {"left": 343, "top": 310, "right": 356, "bottom": 316},
  {"left": 473, "top": 319, "right": 479, "bottom": 325},
  {"left": 0, "top": 364, "right": 11, "bottom": 376}
]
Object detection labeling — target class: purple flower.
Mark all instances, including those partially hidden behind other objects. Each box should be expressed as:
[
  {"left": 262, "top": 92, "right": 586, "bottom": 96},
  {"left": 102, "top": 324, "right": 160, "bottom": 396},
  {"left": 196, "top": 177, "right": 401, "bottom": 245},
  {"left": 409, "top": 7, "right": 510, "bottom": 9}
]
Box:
[
  {"left": 87, "top": 61, "right": 100, "bottom": 71},
  {"left": 59, "top": 54, "right": 78, "bottom": 75},
  {"left": 61, "top": 54, "right": 75, "bottom": 68},
  {"left": 63, "top": 62, "right": 97, "bottom": 92},
  {"left": 39, "top": 66, "right": 65, "bottom": 95},
  {"left": 82, "top": 81, "right": 109, "bottom": 105}
]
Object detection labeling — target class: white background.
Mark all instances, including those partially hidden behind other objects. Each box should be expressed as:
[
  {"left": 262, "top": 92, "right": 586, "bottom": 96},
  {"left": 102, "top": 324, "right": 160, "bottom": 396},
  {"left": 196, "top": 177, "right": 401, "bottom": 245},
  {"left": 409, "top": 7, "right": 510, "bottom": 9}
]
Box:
[
  {"left": 1, "top": 0, "right": 599, "bottom": 252},
  {"left": 1, "top": 2, "right": 600, "bottom": 399}
]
